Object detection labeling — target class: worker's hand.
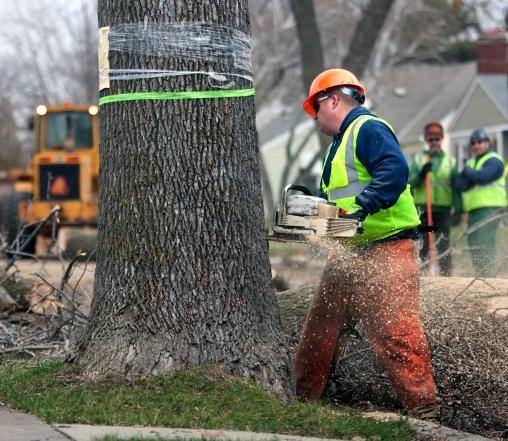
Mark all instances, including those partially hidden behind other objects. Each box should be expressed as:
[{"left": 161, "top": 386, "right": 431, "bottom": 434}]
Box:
[
  {"left": 418, "top": 162, "right": 432, "bottom": 179},
  {"left": 461, "top": 166, "right": 476, "bottom": 181},
  {"left": 455, "top": 173, "right": 473, "bottom": 191},
  {"left": 342, "top": 208, "right": 367, "bottom": 222}
]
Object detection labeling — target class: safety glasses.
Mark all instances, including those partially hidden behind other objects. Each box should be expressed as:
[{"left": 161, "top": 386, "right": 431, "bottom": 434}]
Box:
[
  {"left": 312, "top": 94, "right": 332, "bottom": 114},
  {"left": 425, "top": 136, "right": 442, "bottom": 143},
  {"left": 471, "top": 140, "right": 487, "bottom": 145}
]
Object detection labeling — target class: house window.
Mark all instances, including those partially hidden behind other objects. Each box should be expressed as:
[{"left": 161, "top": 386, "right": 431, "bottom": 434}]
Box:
[{"left": 455, "top": 139, "right": 470, "bottom": 170}]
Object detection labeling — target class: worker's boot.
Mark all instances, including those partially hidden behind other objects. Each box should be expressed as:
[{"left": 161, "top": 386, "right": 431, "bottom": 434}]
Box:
[
  {"left": 406, "top": 403, "right": 441, "bottom": 422},
  {"left": 405, "top": 397, "right": 456, "bottom": 424}
]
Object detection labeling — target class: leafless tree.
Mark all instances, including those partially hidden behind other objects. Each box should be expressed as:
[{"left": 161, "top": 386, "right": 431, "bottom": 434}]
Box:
[
  {"left": 342, "top": 0, "right": 396, "bottom": 79},
  {"left": 370, "top": 0, "right": 479, "bottom": 76},
  {"left": 0, "top": 0, "right": 98, "bottom": 109},
  {"left": 262, "top": 0, "right": 482, "bottom": 207},
  {"left": 0, "top": 0, "right": 99, "bottom": 167},
  {"left": 276, "top": 0, "right": 397, "bottom": 200}
]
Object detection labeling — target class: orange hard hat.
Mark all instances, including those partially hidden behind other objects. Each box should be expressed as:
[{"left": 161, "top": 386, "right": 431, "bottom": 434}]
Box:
[{"left": 302, "top": 68, "right": 365, "bottom": 118}]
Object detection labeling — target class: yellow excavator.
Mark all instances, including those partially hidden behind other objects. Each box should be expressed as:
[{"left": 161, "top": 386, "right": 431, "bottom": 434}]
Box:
[
  {"left": 1, "top": 103, "right": 360, "bottom": 254},
  {"left": 1, "top": 102, "right": 100, "bottom": 254}
]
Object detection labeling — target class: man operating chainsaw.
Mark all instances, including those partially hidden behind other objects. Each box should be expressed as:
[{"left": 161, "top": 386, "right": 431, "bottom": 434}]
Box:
[{"left": 293, "top": 68, "right": 437, "bottom": 416}]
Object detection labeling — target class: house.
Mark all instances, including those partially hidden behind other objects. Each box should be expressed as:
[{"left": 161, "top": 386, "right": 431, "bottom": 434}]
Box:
[
  {"left": 447, "top": 31, "right": 508, "bottom": 167},
  {"left": 257, "top": 32, "right": 507, "bottom": 202},
  {"left": 370, "top": 62, "right": 476, "bottom": 156}
]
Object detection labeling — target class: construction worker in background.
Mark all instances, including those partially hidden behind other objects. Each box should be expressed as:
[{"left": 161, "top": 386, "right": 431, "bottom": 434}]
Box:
[
  {"left": 408, "top": 122, "right": 461, "bottom": 276},
  {"left": 457, "top": 129, "right": 507, "bottom": 277},
  {"left": 293, "top": 68, "right": 437, "bottom": 417}
]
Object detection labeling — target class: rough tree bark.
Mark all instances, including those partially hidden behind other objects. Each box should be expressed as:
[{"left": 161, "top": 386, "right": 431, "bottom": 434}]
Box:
[
  {"left": 77, "top": 0, "right": 291, "bottom": 395},
  {"left": 259, "top": 155, "right": 276, "bottom": 227}
]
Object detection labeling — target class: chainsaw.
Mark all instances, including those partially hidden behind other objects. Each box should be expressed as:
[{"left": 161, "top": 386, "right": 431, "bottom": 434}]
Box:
[{"left": 268, "top": 184, "right": 363, "bottom": 243}]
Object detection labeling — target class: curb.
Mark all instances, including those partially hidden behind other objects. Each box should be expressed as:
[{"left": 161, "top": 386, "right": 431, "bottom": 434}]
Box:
[
  {"left": 0, "top": 406, "right": 493, "bottom": 441},
  {"left": 54, "top": 419, "right": 493, "bottom": 441},
  {"left": 362, "top": 411, "right": 492, "bottom": 441},
  {"left": 54, "top": 425, "right": 348, "bottom": 441}
]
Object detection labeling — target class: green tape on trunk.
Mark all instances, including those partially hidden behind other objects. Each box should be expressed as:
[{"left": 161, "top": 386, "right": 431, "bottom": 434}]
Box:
[{"left": 99, "top": 88, "right": 255, "bottom": 105}]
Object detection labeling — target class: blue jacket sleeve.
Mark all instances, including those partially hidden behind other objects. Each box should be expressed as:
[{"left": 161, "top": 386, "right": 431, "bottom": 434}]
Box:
[
  {"left": 463, "top": 157, "right": 504, "bottom": 184},
  {"left": 354, "top": 120, "right": 408, "bottom": 214}
]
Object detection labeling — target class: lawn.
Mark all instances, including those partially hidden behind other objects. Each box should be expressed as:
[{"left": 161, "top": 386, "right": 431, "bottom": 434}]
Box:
[{"left": 0, "top": 358, "right": 412, "bottom": 441}]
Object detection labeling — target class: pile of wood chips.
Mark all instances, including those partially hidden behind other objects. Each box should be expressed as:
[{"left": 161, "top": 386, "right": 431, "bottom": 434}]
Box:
[
  {"left": 277, "top": 277, "right": 508, "bottom": 439},
  {"left": 3, "top": 256, "right": 508, "bottom": 437}
]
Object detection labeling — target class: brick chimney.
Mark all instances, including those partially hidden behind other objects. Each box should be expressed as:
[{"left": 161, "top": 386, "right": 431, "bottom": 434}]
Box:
[{"left": 477, "top": 29, "right": 507, "bottom": 74}]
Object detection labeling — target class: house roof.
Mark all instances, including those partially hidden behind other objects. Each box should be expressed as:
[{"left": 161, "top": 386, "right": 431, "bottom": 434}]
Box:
[
  {"left": 256, "top": 62, "right": 477, "bottom": 147},
  {"left": 450, "top": 74, "right": 508, "bottom": 132},
  {"left": 370, "top": 62, "right": 476, "bottom": 143},
  {"left": 448, "top": 74, "right": 508, "bottom": 134},
  {"left": 478, "top": 74, "right": 508, "bottom": 119}
]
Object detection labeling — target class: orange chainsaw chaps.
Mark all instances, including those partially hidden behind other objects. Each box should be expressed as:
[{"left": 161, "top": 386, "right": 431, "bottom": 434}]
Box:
[{"left": 292, "top": 239, "right": 436, "bottom": 409}]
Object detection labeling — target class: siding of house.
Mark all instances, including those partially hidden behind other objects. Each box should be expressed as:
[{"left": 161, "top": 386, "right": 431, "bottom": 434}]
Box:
[{"left": 452, "top": 85, "right": 507, "bottom": 132}]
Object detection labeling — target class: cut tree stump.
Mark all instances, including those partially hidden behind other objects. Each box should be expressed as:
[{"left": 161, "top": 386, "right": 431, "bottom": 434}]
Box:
[
  {"left": 276, "top": 277, "right": 508, "bottom": 438},
  {"left": 276, "top": 286, "right": 314, "bottom": 336}
]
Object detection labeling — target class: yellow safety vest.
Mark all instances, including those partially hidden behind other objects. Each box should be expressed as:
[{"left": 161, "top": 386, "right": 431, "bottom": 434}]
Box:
[
  {"left": 412, "top": 152, "right": 455, "bottom": 207},
  {"left": 320, "top": 115, "right": 420, "bottom": 244},
  {"left": 463, "top": 152, "right": 507, "bottom": 212}
]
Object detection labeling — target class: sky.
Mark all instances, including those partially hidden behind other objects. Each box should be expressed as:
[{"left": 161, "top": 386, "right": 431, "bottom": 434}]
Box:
[{"left": 473, "top": 0, "right": 508, "bottom": 30}]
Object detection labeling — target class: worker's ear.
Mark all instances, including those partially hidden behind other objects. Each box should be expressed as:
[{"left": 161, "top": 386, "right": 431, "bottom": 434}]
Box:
[{"left": 331, "top": 94, "right": 340, "bottom": 109}]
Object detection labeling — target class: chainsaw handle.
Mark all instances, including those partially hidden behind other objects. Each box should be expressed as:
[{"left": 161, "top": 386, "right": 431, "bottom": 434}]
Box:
[
  {"left": 282, "top": 184, "right": 313, "bottom": 197},
  {"left": 278, "top": 185, "right": 313, "bottom": 220}
]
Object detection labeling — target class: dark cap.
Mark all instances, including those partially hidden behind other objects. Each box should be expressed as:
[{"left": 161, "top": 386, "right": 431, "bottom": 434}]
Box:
[{"left": 470, "top": 128, "right": 489, "bottom": 144}]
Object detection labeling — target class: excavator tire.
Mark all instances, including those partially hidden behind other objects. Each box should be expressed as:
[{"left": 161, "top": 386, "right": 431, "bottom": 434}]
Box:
[{"left": 1, "top": 192, "right": 36, "bottom": 256}]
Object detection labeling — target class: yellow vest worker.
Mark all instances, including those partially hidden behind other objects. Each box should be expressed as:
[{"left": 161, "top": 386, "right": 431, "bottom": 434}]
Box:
[
  {"left": 457, "top": 128, "right": 507, "bottom": 277},
  {"left": 408, "top": 122, "right": 461, "bottom": 276},
  {"left": 293, "top": 68, "right": 437, "bottom": 416}
]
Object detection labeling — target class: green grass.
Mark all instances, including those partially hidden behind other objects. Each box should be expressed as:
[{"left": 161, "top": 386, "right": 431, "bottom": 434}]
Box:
[{"left": 0, "top": 358, "right": 412, "bottom": 441}]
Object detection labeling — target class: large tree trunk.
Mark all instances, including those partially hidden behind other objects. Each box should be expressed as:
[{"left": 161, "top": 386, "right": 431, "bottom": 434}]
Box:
[{"left": 77, "top": 0, "right": 291, "bottom": 396}]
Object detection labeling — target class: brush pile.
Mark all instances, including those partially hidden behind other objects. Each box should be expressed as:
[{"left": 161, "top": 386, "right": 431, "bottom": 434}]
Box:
[
  {"left": 277, "top": 277, "right": 508, "bottom": 439},
  {"left": 0, "top": 257, "right": 91, "bottom": 359}
]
